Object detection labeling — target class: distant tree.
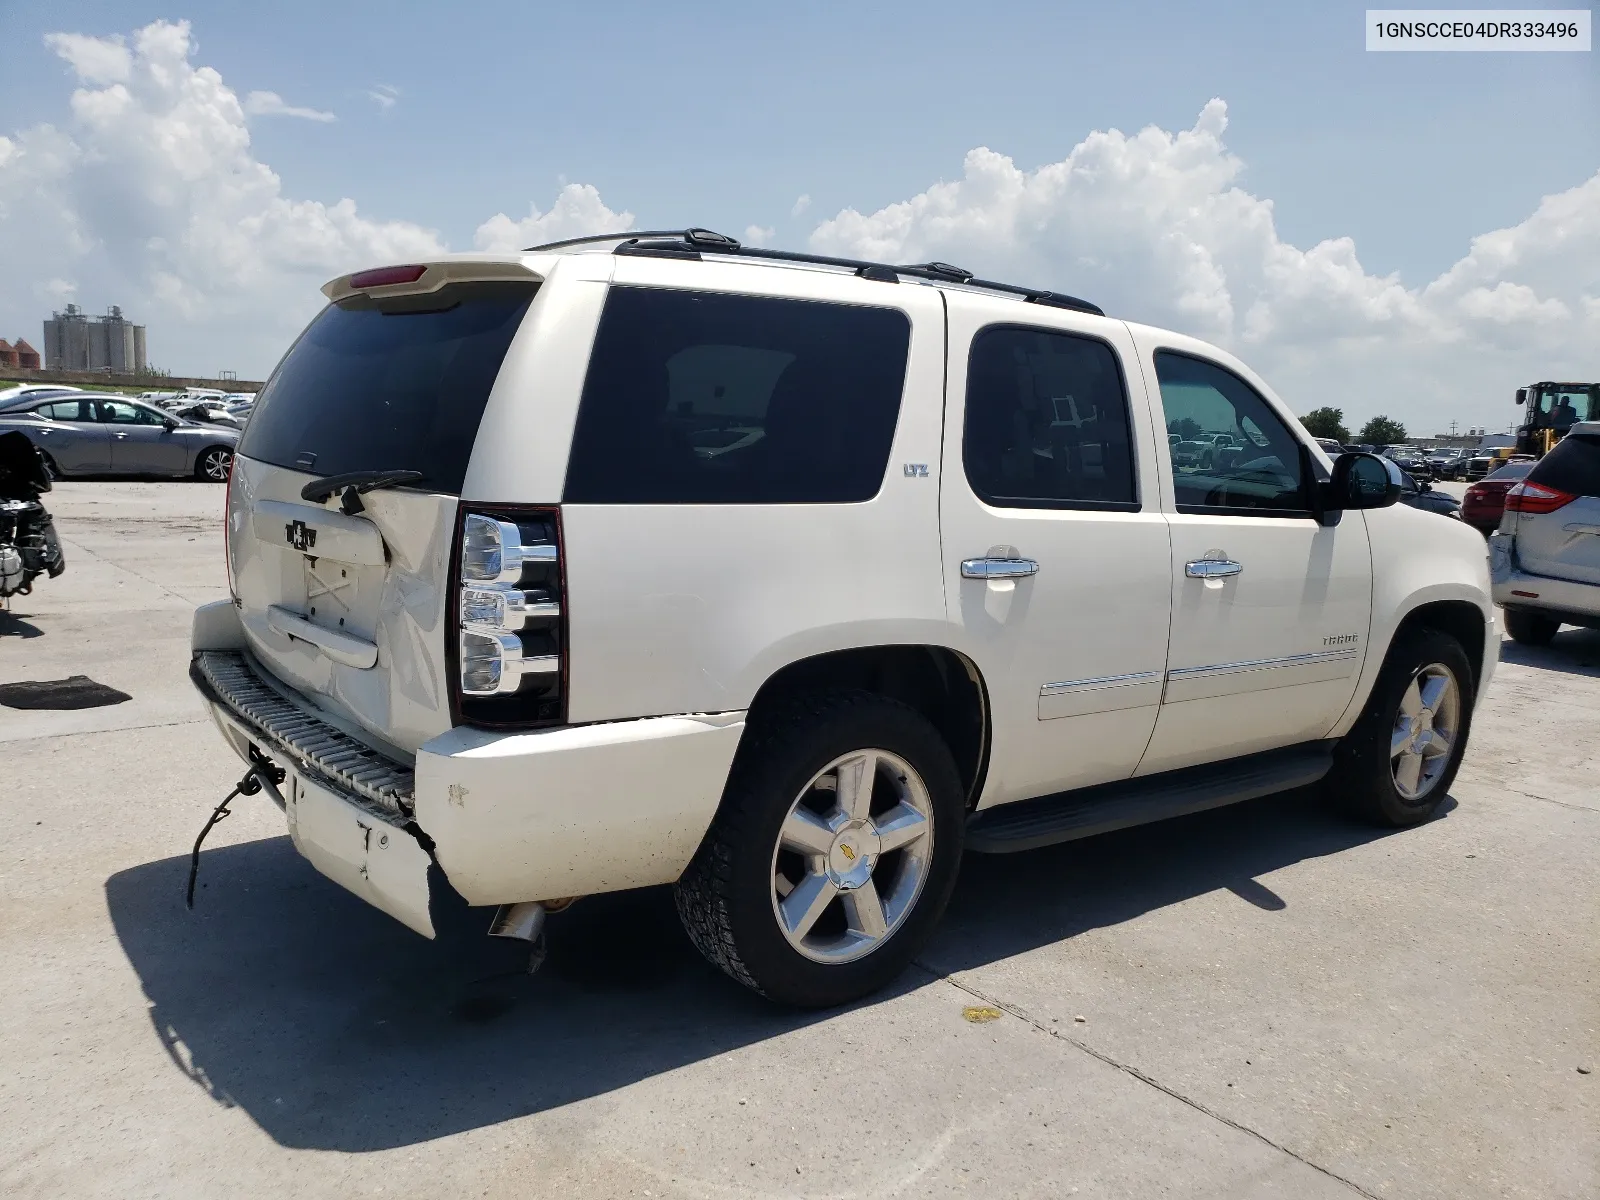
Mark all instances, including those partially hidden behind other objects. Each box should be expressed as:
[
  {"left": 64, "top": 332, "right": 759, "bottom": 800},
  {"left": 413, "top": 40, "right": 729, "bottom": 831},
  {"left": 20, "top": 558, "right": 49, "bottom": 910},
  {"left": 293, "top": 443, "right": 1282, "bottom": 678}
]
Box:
[
  {"left": 1356, "top": 415, "right": 1407, "bottom": 447},
  {"left": 1167, "top": 417, "right": 1204, "bottom": 440},
  {"left": 1300, "top": 407, "right": 1349, "bottom": 444}
]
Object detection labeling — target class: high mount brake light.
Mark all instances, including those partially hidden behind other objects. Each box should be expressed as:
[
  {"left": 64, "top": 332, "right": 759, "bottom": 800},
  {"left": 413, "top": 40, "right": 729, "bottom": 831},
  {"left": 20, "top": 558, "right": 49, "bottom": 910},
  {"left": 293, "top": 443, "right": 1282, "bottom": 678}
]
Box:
[
  {"left": 450, "top": 508, "right": 566, "bottom": 726},
  {"left": 1504, "top": 481, "right": 1577, "bottom": 514},
  {"left": 349, "top": 264, "right": 427, "bottom": 289}
]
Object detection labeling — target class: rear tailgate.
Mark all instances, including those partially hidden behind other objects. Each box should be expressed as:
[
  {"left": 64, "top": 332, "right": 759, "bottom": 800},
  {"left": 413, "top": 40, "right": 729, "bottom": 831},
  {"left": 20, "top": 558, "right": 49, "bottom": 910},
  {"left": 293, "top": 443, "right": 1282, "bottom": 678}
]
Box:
[
  {"left": 227, "top": 266, "right": 540, "bottom": 753},
  {"left": 1510, "top": 431, "right": 1600, "bottom": 586}
]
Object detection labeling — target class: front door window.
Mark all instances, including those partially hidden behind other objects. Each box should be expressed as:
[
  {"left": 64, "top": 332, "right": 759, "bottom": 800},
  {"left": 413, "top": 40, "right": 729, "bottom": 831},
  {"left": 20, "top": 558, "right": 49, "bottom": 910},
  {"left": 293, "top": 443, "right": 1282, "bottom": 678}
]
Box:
[{"left": 1156, "top": 351, "right": 1307, "bottom": 515}]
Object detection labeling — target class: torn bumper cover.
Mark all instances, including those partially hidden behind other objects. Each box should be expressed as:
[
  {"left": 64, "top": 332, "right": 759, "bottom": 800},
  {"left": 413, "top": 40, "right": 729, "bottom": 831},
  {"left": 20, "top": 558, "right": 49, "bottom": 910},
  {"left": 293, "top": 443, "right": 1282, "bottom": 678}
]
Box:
[
  {"left": 190, "top": 650, "right": 435, "bottom": 936},
  {"left": 189, "top": 636, "right": 746, "bottom": 937}
]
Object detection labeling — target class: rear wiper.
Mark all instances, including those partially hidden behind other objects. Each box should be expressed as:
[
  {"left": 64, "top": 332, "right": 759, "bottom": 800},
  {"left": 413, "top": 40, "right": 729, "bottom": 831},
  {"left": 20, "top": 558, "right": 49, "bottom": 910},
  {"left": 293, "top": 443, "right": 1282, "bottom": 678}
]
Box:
[{"left": 301, "top": 469, "right": 425, "bottom": 511}]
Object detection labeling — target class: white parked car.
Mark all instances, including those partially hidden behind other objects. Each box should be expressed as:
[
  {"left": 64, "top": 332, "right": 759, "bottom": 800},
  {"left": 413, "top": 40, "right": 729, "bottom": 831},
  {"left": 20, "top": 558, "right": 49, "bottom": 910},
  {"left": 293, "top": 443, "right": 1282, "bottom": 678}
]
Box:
[
  {"left": 190, "top": 230, "right": 1497, "bottom": 1006},
  {"left": 1489, "top": 421, "right": 1600, "bottom": 643}
]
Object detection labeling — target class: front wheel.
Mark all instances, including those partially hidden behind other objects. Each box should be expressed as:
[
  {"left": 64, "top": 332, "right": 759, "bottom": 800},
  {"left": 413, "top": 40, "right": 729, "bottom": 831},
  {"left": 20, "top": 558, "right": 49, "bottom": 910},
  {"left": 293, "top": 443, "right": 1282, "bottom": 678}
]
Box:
[
  {"left": 675, "top": 691, "right": 965, "bottom": 1007},
  {"left": 1325, "top": 628, "right": 1473, "bottom": 827},
  {"left": 195, "top": 446, "right": 233, "bottom": 481}
]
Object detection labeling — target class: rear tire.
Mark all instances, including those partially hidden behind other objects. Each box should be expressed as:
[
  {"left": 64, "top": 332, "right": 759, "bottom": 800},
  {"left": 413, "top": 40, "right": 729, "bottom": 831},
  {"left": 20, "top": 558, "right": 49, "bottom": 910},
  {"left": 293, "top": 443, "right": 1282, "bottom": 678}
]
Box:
[
  {"left": 1325, "top": 628, "right": 1474, "bottom": 827},
  {"left": 675, "top": 690, "right": 965, "bottom": 1007},
  {"left": 1504, "top": 608, "right": 1559, "bottom": 646}
]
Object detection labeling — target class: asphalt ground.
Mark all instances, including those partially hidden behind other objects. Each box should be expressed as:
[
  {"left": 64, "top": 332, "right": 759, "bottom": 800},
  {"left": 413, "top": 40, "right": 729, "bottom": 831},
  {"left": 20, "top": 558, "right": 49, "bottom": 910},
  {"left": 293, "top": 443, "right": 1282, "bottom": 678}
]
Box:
[{"left": 1, "top": 480, "right": 1594, "bottom": 1199}]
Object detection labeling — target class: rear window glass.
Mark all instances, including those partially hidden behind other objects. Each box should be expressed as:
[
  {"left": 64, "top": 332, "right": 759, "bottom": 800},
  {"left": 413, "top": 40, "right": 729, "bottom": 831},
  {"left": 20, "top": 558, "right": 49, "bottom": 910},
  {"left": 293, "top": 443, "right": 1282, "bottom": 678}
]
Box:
[
  {"left": 240, "top": 281, "right": 536, "bottom": 492},
  {"left": 1527, "top": 434, "right": 1600, "bottom": 497},
  {"left": 1484, "top": 461, "right": 1534, "bottom": 482},
  {"left": 563, "top": 287, "right": 910, "bottom": 504}
]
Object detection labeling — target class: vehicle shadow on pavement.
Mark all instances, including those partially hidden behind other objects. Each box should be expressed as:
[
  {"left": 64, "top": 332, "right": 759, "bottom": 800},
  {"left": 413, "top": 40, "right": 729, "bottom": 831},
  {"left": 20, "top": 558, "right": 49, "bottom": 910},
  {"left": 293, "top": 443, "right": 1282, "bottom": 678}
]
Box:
[
  {"left": 921, "top": 788, "right": 1410, "bottom": 977},
  {"left": 106, "top": 838, "right": 837, "bottom": 1152},
  {"left": 104, "top": 787, "right": 1428, "bottom": 1152},
  {"left": 1496, "top": 628, "right": 1600, "bottom": 675},
  {"left": 0, "top": 609, "right": 44, "bottom": 638}
]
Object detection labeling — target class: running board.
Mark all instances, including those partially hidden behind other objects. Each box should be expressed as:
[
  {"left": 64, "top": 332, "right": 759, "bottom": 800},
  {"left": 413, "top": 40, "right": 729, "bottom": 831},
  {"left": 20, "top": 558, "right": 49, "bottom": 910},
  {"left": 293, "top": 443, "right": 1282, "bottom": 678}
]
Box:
[{"left": 966, "top": 741, "right": 1336, "bottom": 854}]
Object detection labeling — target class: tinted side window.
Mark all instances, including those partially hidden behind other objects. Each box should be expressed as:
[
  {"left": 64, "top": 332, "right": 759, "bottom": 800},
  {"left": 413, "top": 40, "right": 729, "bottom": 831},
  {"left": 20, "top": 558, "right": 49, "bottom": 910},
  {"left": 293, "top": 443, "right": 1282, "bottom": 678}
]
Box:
[
  {"left": 99, "top": 401, "right": 161, "bottom": 425},
  {"left": 40, "top": 401, "right": 95, "bottom": 422},
  {"left": 564, "top": 287, "right": 910, "bottom": 504},
  {"left": 1528, "top": 433, "right": 1600, "bottom": 497},
  {"left": 1154, "top": 351, "right": 1307, "bottom": 514},
  {"left": 963, "top": 326, "right": 1137, "bottom": 509}
]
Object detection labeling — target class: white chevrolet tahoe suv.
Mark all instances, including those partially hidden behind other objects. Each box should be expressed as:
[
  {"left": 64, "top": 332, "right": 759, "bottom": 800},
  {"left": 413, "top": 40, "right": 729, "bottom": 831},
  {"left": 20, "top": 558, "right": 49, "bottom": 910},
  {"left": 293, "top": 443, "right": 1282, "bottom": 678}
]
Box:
[{"left": 190, "top": 229, "right": 1497, "bottom": 1006}]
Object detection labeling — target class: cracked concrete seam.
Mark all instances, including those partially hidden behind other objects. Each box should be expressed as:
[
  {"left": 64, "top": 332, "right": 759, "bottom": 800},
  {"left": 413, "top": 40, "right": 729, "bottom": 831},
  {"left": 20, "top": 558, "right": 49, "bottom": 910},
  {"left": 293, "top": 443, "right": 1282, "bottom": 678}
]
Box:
[{"left": 913, "top": 963, "right": 1382, "bottom": 1200}]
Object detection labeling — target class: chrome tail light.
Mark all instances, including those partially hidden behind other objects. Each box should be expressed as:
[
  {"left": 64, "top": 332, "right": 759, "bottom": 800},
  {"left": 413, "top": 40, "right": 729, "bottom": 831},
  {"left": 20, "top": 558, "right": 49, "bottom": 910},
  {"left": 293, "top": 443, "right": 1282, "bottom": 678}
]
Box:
[{"left": 452, "top": 508, "right": 565, "bottom": 726}]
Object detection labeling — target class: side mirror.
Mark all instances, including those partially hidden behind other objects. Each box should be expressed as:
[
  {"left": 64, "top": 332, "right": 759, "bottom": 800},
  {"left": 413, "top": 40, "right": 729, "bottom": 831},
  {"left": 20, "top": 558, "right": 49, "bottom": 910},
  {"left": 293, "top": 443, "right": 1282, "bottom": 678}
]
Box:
[
  {"left": 1317, "top": 451, "right": 1401, "bottom": 524},
  {"left": 162, "top": 417, "right": 180, "bottom": 431},
  {"left": 1514, "top": 388, "right": 1528, "bottom": 405}
]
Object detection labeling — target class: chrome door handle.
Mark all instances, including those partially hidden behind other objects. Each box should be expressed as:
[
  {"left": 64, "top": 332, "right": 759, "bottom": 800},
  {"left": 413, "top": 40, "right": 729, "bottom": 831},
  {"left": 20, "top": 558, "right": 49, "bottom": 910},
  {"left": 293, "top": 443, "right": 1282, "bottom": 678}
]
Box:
[
  {"left": 962, "top": 557, "right": 1039, "bottom": 580},
  {"left": 1186, "top": 557, "right": 1243, "bottom": 579}
]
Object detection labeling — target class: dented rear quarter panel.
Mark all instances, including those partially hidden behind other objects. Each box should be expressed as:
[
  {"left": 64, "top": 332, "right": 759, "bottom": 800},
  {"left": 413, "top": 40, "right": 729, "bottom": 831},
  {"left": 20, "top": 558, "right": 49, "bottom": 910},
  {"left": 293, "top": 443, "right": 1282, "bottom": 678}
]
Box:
[{"left": 413, "top": 713, "right": 746, "bottom": 905}]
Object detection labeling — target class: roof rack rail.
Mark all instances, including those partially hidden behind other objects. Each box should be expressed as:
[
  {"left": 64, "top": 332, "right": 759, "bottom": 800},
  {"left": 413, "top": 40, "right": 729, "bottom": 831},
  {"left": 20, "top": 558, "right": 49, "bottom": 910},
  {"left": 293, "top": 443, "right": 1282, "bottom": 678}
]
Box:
[{"left": 523, "top": 228, "right": 1105, "bottom": 316}]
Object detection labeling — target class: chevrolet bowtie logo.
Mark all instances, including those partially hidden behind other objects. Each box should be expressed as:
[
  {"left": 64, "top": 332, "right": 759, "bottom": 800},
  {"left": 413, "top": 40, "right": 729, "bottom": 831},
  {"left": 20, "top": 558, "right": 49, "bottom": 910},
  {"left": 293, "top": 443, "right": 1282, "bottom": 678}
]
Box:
[
  {"left": 285, "top": 519, "right": 317, "bottom": 553},
  {"left": 839, "top": 843, "right": 858, "bottom": 861}
]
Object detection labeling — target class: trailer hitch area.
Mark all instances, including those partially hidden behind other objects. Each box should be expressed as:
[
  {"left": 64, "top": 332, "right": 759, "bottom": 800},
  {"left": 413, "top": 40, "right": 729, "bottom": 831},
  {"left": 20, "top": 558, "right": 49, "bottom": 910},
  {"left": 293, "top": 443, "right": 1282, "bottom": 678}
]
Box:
[{"left": 185, "top": 749, "right": 287, "bottom": 910}]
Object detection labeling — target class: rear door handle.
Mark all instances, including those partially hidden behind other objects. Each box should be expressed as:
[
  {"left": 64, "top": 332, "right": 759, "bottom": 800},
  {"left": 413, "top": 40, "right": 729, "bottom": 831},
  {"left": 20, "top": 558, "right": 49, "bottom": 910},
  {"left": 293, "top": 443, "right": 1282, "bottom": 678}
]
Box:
[
  {"left": 1186, "top": 557, "right": 1243, "bottom": 579},
  {"left": 962, "top": 557, "right": 1040, "bottom": 580}
]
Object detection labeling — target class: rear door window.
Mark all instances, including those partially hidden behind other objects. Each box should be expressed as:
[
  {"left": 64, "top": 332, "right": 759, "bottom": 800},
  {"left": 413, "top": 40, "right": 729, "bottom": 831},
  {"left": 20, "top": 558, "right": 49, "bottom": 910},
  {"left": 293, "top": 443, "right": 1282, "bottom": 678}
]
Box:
[
  {"left": 1527, "top": 433, "right": 1600, "bottom": 497},
  {"left": 239, "top": 281, "right": 537, "bottom": 493},
  {"left": 963, "top": 325, "right": 1138, "bottom": 510},
  {"left": 38, "top": 400, "right": 96, "bottom": 422},
  {"left": 563, "top": 287, "right": 911, "bottom": 504}
]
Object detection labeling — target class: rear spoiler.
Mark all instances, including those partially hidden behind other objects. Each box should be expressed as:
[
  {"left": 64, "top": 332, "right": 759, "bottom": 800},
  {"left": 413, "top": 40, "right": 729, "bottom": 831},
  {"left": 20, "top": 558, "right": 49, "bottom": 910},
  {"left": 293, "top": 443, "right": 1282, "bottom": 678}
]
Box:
[{"left": 322, "top": 260, "right": 541, "bottom": 304}]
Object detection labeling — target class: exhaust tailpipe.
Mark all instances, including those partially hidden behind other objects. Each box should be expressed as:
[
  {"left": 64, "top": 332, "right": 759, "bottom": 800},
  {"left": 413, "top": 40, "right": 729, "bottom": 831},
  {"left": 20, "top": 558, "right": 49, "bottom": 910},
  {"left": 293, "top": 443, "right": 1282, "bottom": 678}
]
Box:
[{"left": 488, "top": 901, "right": 547, "bottom": 943}]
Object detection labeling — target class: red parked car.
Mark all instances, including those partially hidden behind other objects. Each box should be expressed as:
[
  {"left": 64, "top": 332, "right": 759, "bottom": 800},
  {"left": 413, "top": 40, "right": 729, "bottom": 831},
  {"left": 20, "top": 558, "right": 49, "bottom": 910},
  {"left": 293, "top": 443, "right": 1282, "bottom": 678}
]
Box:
[{"left": 1461, "top": 460, "right": 1536, "bottom": 534}]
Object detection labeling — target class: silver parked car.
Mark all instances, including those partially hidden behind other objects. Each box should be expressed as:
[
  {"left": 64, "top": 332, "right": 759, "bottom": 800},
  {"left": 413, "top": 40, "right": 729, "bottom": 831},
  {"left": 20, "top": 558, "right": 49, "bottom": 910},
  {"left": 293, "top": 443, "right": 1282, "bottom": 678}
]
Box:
[
  {"left": 0, "top": 393, "right": 238, "bottom": 481},
  {"left": 1490, "top": 421, "right": 1600, "bottom": 643}
]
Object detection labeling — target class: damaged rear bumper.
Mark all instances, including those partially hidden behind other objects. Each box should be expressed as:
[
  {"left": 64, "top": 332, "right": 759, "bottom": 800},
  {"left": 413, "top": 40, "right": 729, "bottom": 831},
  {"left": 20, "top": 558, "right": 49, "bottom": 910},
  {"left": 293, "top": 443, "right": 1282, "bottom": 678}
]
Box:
[
  {"left": 189, "top": 603, "right": 746, "bottom": 935},
  {"left": 190, "top": 651, "right": 435, "bottom": 936}
]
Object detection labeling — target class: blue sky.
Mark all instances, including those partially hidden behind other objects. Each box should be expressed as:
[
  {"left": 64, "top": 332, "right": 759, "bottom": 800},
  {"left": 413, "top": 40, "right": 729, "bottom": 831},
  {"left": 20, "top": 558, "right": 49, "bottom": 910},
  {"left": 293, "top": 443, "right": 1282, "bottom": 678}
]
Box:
[{"left": 0, "top": 2, "right": 1595, "bottom": 431}]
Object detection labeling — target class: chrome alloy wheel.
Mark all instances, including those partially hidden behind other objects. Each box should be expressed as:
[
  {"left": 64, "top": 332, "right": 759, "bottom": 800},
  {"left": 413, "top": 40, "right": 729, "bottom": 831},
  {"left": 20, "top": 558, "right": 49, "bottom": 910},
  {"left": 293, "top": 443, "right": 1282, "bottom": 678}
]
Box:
[
  {"left": 769, "top": 748, "right": 935, "bottom": 965},
  {"left": 1390, "top": 662, "right": 1461, "bottom": 802},
  {"left": 201, "top": 448, "right": 233, "bottom": 481}
]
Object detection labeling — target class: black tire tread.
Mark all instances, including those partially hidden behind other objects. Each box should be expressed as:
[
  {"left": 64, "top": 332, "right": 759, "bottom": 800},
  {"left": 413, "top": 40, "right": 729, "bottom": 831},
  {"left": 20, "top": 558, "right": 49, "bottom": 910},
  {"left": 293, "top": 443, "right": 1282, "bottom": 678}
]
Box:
[
  {"left": 1504, "top": 608, "right": 1559, "bottom": 646},
  {"left": 1326, "top": 627, "right": 1474, "bottom": 827},
  {"left": 195, "top": 446, "right": 233, "bottom": 481},
  {"left": 675, "top": 688, "right": 960, "bottom": 1004}
]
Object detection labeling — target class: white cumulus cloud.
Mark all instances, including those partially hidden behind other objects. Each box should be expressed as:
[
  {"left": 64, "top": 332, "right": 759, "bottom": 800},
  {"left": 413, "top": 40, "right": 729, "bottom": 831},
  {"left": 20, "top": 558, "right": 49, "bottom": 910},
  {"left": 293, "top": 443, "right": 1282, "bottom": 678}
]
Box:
[
  {"left": 473, "top": 184, "right": 633, "bottom": 252},
  {"left": 42, "top": 31, "right": 132, "bottom": 84},
  {"left": 743, "top": 224, "right": 776, "bottom": 246},
  {"left": 243, "top": 90, "right": 335, "bottom": 123},
  {"left": 2, "top": 26, "right": 1594, "bottom": 429},
  {"left": 0, "top": 21, "right": 443, "bottom": 373},
  {"left": 810, "top": 99, "right": 1598, "bottom": 434}
]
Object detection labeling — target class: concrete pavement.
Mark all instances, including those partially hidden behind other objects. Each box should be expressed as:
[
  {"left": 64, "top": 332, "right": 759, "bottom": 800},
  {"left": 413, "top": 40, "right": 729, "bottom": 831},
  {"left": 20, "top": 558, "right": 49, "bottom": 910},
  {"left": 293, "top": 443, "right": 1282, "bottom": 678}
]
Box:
[{"left": 1, "top": 481, "right": 1594, "bottom": 1199}]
